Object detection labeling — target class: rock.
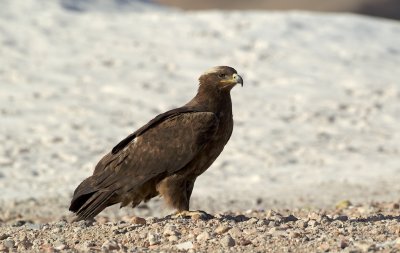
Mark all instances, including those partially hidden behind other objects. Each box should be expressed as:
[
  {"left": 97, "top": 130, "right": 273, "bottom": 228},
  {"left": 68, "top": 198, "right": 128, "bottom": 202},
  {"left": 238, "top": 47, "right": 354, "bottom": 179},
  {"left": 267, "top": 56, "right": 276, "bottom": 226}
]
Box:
[
  {"left": 239, "top": 238, "right": 252, "bottom": 246},
  {"left": 101, "top": 240, "right": 119, "bottom": 251},
  {"left": 295, "top": 219, "right": 308, "bottom": 228},
  {"left": 215, "top": 225, "right": 230, "bottom": 234},
  {"left": 96, "top": 216, "right": 109, "bottom": 224},
  {"left": 163, "top": 225, "right": 179, "bottom": 236},
  {"left": 221, "top": 235, "right": 235, "bottom": 247},
  {"left": 268, "top": 227, "right": 287, "bottom": 237},
  {"left": 336, "top": 200, "right": 352, "bottom": 209},
  {"left": 12, "top": 220, "right": 26, "bottom": 227},
  {"left": 176, "top": 241, "right": 193, "bottom": 250},
  {"left": 168, "top": 235, "right": 179, "bottom": 242},
  {"left": 283, "top": 214, "right": 298, "bottom": 222},
  {"left": 0, "top": 234, "right": 10, "bottom": 240},
  {"left": 334, "top": 215, "right": 349, "bottom": 222},
  {"left": 148, "top": 233, "right": 160, "bottom": 246},
  {"left": 4, "top": 239, "right": 15, "bottom": 248},
  {"left": 16, "top": 236, "right": 33, "bottom": 250},
  {"left": 340, "top": 240, "right": 349, "bottom": 249},
  {"left": 289, "top": 231, "right": 301, "bottom": 239},
  {"left": 54, "top": 244, "right": 67, "bottom": 250},
  {"left": 130, "top": 216, "right": 146, "bottom": 225},
  {"left": 228, "top": 227, "right": 242, "bottom": 239},
  {"left": 246, "top": 217, "right": 258, "bottom": 224},
  {"left": 354, "top": 241, "right": 375, "bottom": 252},
  {"left": 196, "top": 231, "right": 211, "bottom": 242},
  {"left": 308, "top": 220, "right": 319, "bottom": 227}
]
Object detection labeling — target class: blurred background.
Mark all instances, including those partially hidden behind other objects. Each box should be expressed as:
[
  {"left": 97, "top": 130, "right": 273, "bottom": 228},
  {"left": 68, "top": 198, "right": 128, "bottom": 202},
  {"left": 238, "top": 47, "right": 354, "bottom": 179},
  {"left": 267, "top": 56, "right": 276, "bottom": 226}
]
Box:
[
  {"left": 1, "top": 0, "right": 400, "bottom": 222},
  {"left": 156, "top": 0, "right": 400, "bottom": 20}
]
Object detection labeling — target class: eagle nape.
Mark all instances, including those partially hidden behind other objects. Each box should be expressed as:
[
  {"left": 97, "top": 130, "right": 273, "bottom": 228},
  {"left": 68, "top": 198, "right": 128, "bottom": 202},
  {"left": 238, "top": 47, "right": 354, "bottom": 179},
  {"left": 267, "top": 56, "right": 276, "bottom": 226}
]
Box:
[{"left": 69, "top": 66, "right": 242, "bottom": 221}]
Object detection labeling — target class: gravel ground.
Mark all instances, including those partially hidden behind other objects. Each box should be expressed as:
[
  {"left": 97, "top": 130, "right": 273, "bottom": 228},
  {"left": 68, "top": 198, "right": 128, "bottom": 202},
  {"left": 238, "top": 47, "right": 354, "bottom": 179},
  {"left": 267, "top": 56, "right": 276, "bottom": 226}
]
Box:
[{"left": 1, "top": 200, "right": 399, "bottom": 252}]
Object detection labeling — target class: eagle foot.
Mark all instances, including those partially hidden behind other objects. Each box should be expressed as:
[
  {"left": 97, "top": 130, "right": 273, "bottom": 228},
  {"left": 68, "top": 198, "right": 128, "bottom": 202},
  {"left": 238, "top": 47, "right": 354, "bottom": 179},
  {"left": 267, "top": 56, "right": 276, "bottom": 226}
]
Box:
[{"left": 171, "top": 210, "right": 213, "bottom": 220}]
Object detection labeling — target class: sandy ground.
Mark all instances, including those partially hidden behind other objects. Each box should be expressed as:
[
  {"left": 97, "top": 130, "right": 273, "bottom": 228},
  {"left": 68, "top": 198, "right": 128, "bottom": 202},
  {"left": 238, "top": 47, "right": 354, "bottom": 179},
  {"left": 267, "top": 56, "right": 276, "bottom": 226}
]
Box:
[
  {"left": 1, "top": 0, "right": 400, "bottom": 251},
  {"left": 1, "top": 201, "right": 400, "bottom": 252}
]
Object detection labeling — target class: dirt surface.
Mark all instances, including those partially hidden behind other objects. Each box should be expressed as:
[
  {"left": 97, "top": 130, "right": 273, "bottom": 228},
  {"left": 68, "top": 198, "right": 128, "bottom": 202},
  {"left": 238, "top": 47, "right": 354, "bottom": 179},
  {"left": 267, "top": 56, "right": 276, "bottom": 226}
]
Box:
[{"left": 1, "top": 199, "right": 399, "bottom": 252}]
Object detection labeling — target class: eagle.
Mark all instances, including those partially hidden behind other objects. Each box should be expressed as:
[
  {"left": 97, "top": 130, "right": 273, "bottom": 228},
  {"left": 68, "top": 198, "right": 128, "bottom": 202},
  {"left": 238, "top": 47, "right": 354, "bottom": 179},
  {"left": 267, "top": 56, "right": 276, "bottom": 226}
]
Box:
[{"left": 69, "top": 66, "right": 243, "bottom": 221}]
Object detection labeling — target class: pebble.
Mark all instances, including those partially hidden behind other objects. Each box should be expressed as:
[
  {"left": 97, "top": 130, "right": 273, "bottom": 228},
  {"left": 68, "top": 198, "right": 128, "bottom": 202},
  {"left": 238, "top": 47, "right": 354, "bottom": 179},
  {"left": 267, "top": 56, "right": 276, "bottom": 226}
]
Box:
[
  {"left": 0, "top": 233, "right": 10, "bottom": 240},
  {"left": 4, "top": 239, "right": 15, "bottom": 248},
  {"left": 130, "top": 216, "right": 146, "bottom": 225},
  {"left": 246, "top": 217, "right": 258, "bottom": 224},
  {"left": 228, "top": 227, "right": 242, "bottom": 239},
  {"left": 215, "top": 225, "right": 230, "bottom": 234},
  {"left": 336, "top": 200, "right": 352, "bottom": 209},
  {"left": 283, "top": 214, "right": 298, "bottom": 222},
  {"left": 163, "top": 225, "right": 179, "bottom": 236},
  {"left": 148, "top": 233, "right": 160, "bottom": 246},
  {"left": 176, "top": 241, "right": 193, "bottom": 250},
  {"left": 196, "top": 231, "right": 211, "bottom": 241},
  {"left": 101, "top": 240, "right": 119, "bottom": 251},
  {"left": 54, "top": 243, "right": 67, "bottom": 250},
  {"left": 221, "top": 234, "right": 235, "bottom": 247},
  {"left": 268, "top": 227, "right": 287, "bottom": 237},
  {"left": 168, "top": 235, "right": 179, "bottom": 242}
]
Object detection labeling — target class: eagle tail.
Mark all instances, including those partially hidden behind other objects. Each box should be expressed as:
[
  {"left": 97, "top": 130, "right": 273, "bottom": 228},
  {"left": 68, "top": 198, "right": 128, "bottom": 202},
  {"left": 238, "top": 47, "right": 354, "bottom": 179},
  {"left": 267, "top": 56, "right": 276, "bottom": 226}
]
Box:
[{"left": 73, "top": 190, "right": 115, "bottom": 221}]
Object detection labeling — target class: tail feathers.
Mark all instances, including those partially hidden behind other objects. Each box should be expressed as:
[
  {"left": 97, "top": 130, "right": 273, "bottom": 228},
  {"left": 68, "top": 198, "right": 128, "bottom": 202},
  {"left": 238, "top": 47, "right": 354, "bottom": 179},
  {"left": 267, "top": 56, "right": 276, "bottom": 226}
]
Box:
[{"left": 73, "top": 190, "right": 115, "bottom": 221}]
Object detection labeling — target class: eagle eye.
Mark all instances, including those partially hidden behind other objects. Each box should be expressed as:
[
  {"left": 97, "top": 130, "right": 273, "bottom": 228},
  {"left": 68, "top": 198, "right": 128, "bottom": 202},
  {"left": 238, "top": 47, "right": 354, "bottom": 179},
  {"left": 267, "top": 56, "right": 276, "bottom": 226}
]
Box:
[{"left": 218, "top": 73, "right": 226, "bottom": 78}]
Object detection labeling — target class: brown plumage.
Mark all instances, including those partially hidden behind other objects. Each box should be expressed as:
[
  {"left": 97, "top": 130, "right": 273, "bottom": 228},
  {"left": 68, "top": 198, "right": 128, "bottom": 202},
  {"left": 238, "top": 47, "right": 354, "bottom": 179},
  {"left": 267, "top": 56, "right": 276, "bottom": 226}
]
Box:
[{"left": 69, "top": 66, "right": 243, "bottom": 221}]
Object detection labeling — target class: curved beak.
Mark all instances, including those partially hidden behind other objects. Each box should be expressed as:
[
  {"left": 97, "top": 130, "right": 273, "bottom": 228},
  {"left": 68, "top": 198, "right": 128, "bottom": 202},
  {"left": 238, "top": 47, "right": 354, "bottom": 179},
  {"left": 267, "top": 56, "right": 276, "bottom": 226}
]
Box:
[{"left": 233, "top": 73, "right": 243, "bottom": 87}]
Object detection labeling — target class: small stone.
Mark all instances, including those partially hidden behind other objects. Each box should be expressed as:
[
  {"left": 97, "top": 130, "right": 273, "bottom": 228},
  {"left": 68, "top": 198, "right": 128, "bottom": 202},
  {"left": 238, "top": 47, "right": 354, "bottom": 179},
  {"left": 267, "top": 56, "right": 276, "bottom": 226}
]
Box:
[
  {"left": 319, "top": 242, "right": 330, "bottom": 252},
  {"left": 0, "top": 234, "right": 10, "bottom": 240},
  {"left": 228, "top": 227, "right": 242, "bottom": 239},
  {"left": 163, "top": 225, "right": 179, "bottom": 236},
  {"left": 196, "top": 231, "right": 211, "bottom": 241},
  {"left": 335, "top": 215, "right": 348, "bottom": 222},
  {"left": 4, "top": 239, "right": 15, "bottom": 248},
  {"left": 54, "top": 244, "right": 67, "bottom": 250},
  {"left": 148, "top": 233, "right": 160, "bottom": 246},
  {"left": 215, "top": 225, "right": 230, "bottom": 234},
  {"left": 239, "top": 239, "right": 252, "bottom": 246},
  {"left": 336, "top": 200, "right": 352, "bottom": 209},
  {"left": 101, "top": 240, "right": 119, "bottom": 251},
  {"left": 176, "top": 241, "right": 193, "bottom": 250},
  {"left": 392, "top": 203, "right": 400, "bottom": 209},
  {"left": 295, "top": 219, "right": 308, "bottom": 228},
  {"left": 247, "top": 217, "right": 258, "bottom": 224},
  {"left": 289, "top": 231, "right": 301, "bottom": 239},
  {"left": 168, "top": 236, "right": 179, "bottom": 242},
  {"left": 41, "top": 244, "right": 55, "bottom": 253},
  {"left": 96, "top": 216, "right": 109, "bottom": 224},
  {"left": 52, "top": 228, "right": 61, "bottom": 233},
  {"left": 257, "top": 219, "right": 269, "bottom": 226},
  {"left": 354, "top": 241, "right": 375, "bottom": 252},
  {"left": 308, "top": 220, "right": 319, "bottom": 227},
  {"left": 221, "top": 234, "right": 235, "bottom": 247},
  {"left": 17, "top": 236, "right": 33, "bottom": 250},
  {"left": 12, "top": 220, "right": 26, "bottom": 227},
  {"left": 283, "top": 214, "right": 298, "bottom": 222},
  {"left": 340, "top": 240, "right": 349, "bottom": 249},
  {"left": 268, "top": 227, "right": 287, "bottom": 237},
  {"left": 130, "top": 216, "right": 146, "bottom": 225}
]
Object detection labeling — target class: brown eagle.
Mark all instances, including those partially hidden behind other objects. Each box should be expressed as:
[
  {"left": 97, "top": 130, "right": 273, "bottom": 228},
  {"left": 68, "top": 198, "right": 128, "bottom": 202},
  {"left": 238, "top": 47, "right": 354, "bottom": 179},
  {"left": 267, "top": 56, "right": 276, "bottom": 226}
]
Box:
[{"left": 69, "top": 66, "right": 243, "bottom": 221}]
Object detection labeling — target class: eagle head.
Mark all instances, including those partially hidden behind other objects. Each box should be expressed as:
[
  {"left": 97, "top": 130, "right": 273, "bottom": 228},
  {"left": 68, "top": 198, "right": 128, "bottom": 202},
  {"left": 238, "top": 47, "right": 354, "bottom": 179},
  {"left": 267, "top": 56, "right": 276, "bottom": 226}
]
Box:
[{"left": 199, "top": 66, "right": 243, "bottom": 91}]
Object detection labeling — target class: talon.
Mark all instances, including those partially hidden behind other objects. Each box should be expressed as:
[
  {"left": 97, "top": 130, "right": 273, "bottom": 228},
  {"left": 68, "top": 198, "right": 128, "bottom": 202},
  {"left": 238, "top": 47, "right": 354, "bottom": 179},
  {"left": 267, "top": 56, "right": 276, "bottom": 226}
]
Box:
[{"left": 171, "top": 210, "right": 213, "bottom": 220}]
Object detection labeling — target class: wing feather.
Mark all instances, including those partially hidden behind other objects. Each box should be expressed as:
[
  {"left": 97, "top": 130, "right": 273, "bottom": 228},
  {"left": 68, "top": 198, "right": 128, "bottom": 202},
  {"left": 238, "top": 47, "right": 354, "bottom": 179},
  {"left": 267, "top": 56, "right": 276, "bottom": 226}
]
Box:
[{"left": 70, "top": 111, "right": 218, "bottom": 219}]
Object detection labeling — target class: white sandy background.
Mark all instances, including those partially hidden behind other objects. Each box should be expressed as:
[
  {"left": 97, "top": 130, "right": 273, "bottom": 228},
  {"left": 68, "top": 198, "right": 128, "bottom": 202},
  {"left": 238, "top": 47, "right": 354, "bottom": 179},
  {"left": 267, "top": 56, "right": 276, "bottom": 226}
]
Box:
[{"left": 1, "top": 0, "right": 400, "bottom": 215}]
